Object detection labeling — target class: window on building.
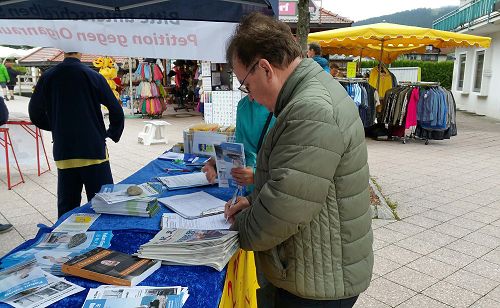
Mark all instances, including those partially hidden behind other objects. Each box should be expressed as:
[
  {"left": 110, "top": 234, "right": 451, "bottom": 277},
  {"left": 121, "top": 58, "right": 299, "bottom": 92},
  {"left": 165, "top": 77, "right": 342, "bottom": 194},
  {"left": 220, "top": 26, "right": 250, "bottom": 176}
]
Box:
[
  {"left": 473, "top": 51, "right": 485, "bottom": 92},
  {"left": 457, "top": 54, "right": 466, "bottom": 90}
]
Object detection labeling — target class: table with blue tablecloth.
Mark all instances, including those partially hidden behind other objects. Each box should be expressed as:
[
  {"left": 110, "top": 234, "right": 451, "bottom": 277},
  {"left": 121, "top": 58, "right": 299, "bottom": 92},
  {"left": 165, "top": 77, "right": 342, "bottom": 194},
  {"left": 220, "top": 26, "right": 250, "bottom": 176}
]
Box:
[{"left": 0, "top": 157, "right": 236, "bottom": 308}]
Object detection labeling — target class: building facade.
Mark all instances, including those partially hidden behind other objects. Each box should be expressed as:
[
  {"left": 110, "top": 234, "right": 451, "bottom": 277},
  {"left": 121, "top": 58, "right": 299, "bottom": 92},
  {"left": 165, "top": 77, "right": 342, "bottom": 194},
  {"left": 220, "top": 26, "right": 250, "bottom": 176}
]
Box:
[{"left": 433, "top": 0, "right": 500, "bottom": 119}]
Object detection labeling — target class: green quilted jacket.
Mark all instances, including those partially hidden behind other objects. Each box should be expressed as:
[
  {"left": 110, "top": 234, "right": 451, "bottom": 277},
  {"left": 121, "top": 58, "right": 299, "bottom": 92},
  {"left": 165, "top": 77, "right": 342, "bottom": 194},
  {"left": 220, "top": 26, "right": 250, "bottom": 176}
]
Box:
[{"left": 233, "top": 58, "right": 373, "bottom": 300}]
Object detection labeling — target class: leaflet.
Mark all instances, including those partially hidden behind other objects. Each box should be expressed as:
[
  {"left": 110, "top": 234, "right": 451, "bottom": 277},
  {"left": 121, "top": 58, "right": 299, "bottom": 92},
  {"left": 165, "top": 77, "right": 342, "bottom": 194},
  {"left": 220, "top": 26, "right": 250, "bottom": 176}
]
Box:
[
  {"left": 161, "top": 213, "right": 231, "bottom": 230},
  {"left": 0, "top": 262, "right": 47, "bottom": 301},
  {"left": 53, "top": 213, "right": 100, "bottom": 233},
  {"left": 82, "top": 285, "right": 189, "bottom": 308},
  {"left": 214, "top": 142, "right": 245, "bottom": 188},
  {"left": 4, "top": 271, "right": 84, "bottom": 308}
]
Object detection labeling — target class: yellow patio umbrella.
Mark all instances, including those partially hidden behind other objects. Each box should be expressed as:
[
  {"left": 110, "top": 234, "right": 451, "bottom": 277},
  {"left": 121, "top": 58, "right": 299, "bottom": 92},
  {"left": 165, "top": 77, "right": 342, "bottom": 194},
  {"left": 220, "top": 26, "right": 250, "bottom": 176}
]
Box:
[
  {"left": 309, "top": 22, "right": 491, "bottom": 90},
  {"left": 308, "top": 22, "right": 491, "bottom": 50}
]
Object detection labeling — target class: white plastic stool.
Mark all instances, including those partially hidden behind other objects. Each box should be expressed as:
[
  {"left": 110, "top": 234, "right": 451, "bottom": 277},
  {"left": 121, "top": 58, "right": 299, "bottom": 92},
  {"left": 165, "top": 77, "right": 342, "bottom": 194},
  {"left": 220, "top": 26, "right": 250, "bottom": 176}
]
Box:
[{"left": 138, "top": 120, "right": 171, "bottom": 146}]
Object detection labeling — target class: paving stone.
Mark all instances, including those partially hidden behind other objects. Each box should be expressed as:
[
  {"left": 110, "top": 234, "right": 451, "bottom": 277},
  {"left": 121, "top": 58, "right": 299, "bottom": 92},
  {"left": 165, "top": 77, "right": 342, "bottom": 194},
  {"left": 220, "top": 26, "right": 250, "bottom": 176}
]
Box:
[
  {"left": 396, "top": 294, "right": 451, "bottom": 308},
  {"left": 395, "top": 237, "right": 441, "bottom": 255},
  {"left": 447, "top": 216, "right": 486, "bottom": 231},
  {"left": 372, "top": 254, "right": 402, "bottom": 276},
  {"left": 374, "top": 245, "right": 422, "bottom": 266},
  {"left": 461, "top": 211, "right": 499, "bottom": 224},
  {"left": 428, "top": 247, "right": 477, "bottom": 268},
  {"left": 419, "top": 209, "right": 458, "bottom": 222},
  {"left": 431, "top": 222, "right": 473, "bottom": 238},
  {"left": 445, "top": 269, "right": 499, "bottom": 296},
  {"left": 383, "top": 221, "right": 425, "bottom": 236},
  {"left": 482, "top": 249, "right": 500, "bottom": 267},
  {"left": 463, "top": 231, "right": 500, "bottom": 249},
  {"left": 470, "top": 297, "right": 500, "bottom": 308},
  {"left": 407, "top": 256, "right": 459, "bottom": 279},
  {"left": 465, "top": 260, "right": 500, "bottom": 282},
  {"left": 422, "top": 281, "right": 482, "bottom": 308},
  {"left": 485, "top": 286, "right": 500, "bottom": 303},
  {"left": 373, "top": 227, "right": 409, "bottom": 244},
  {"left": 384, "top": 266, "right": 438, "bottom": 292},
  {"left": 401, "top": 215, "right": 441, "bottom": 228},
  {"left": 412, "top": 229, "right": 458, "bottom": 247},
  {"left": 478, "top": 225, "right": 500, "bottom": 239},
  {"left": 353, "top": 294, "right": 391, "bottom": 308},
  {"left": 364, "top": 277, "right": 416, "bottom": 307},
  {"left": 446, "top": 239, "right": 493, "bottom": 258}
]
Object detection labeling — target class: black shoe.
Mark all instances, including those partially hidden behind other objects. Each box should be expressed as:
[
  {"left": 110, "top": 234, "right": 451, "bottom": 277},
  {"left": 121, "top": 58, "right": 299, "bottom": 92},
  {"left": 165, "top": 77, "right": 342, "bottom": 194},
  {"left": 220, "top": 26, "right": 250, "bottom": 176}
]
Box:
[
  {"left": 0, "top": 223, "right": 13, "bottom": 233},
  {"left": 10, "top": 96, "right": 14, "bottom": 100},
  {"left": 3, "top": 96, "right": 8, "bottom": 101}
]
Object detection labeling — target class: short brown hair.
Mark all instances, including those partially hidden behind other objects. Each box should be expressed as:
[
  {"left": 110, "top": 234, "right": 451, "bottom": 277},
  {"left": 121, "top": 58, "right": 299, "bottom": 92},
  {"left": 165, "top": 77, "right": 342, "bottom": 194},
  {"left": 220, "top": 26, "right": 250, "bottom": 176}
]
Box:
[
  {"left": 308, "top": 42, "right": 321, "bottom": 56},
  {"left": 226, "top": 12, "right": 302, "bottom": 69}
]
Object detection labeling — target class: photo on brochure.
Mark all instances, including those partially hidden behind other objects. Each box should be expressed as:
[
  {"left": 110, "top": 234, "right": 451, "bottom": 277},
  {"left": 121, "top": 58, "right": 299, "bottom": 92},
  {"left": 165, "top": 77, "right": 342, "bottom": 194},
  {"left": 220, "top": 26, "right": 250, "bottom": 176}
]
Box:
[{"left": 214, "top": 142, "right": 245, "bottom": 188}]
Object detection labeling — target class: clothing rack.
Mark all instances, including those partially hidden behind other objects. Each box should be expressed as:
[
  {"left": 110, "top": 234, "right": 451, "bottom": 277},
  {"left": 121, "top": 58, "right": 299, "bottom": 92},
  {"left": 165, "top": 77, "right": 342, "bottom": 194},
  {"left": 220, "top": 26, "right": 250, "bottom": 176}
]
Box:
[
  {"left": 383, "top": 83, "right": 457, "bottom": 145},
  {"left": 398, "top": 81, "right": 440, "bottom": 87},
  {"left": 336, "top": 77, "right": 368, "bottom": 83}
]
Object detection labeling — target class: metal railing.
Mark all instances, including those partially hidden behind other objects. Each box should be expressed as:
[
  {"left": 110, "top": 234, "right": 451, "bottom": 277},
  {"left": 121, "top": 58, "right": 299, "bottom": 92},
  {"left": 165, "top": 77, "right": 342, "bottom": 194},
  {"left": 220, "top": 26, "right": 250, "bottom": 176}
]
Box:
[
  {"left": 432, "top": 0, "right": 498, "bottom": 31},
  {"left": 16, "top": 74, "right": 38, "bottom": 95}
]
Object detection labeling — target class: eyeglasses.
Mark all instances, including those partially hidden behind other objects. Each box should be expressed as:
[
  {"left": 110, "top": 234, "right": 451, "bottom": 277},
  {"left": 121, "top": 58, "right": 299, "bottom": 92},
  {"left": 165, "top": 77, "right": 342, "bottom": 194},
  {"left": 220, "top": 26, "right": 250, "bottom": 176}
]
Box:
[{"left": 238, "top": 61, "right": 259, "bottom": 94}]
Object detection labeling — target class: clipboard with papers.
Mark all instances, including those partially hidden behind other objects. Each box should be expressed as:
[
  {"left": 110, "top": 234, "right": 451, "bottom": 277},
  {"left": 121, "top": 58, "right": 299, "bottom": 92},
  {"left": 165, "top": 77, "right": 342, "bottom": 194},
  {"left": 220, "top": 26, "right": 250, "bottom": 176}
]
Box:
[
  {"left": 157, "top": 172, "right": 213, "bottom": 190},
  {"left": 158, "top": 191, "right": 226, "bottom": 219}
]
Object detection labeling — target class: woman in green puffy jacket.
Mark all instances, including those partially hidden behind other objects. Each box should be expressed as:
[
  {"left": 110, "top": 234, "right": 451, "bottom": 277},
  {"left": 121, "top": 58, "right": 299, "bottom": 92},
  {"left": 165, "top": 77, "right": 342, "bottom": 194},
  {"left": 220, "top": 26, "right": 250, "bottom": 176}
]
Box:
[{"left": 0, "top": 63, "right": 10, "bottom": 101}]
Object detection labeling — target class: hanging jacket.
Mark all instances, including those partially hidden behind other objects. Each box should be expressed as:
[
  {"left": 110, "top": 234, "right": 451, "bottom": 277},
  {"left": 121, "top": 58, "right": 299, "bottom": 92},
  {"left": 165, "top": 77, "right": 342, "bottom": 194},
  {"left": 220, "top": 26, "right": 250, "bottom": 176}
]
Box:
[
  {"left": 233, "top": 58, "right": 373, "bottom": 300},
  {"left": 312, "top": 55, "right": 330, "bottom": 73}
]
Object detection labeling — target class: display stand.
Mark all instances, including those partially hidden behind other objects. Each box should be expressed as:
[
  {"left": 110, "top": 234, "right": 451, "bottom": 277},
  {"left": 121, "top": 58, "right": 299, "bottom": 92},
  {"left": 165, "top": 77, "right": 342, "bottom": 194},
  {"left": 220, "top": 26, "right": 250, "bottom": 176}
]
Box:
[{"left": 0, "top": 127, "right": 25, "bottom": 189}]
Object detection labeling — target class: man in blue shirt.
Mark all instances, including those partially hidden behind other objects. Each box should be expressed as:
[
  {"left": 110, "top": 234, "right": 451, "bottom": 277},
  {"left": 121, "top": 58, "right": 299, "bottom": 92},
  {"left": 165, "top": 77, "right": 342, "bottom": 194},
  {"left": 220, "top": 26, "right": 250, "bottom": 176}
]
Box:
[
  {"left": 29, "top": 51, "right": 124, "bottom": 218},
  {"left": 307, "top": 42, "right": 330, "bottom": 74}
]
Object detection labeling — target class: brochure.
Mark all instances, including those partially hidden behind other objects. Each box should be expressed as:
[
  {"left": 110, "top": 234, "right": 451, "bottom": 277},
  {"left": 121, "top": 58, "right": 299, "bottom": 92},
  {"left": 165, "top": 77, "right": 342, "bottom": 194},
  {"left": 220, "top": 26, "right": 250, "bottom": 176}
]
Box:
[
  {"left": 214, "top": 142, "right": 245, "bottom": 188},
  {"left": 4, "top": 270, "right": 84, "bottom": 308},
  {"left": 82, "top": 285, "right": 189, "bottom": 308},
  {"left": 53, "top": 213, "right": 100, "bottom": 233},
  {"left": 94, "top": 183, "right": 162, "bottom": 205},
  {"left": 0, "top": 262, "right": 47, "bottom": 301}
]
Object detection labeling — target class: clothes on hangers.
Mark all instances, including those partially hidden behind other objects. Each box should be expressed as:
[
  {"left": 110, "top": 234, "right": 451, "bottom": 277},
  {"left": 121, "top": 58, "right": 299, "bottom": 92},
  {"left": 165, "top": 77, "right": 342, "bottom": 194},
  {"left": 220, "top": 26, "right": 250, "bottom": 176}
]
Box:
[
  {"left": 368, "top": 67, "right": 396, "bottom": 99},
  {"left": 339, "top": 80, "right": 377, "bottom": 128},
  {"left": 382, "top": 84, "right": 457, "bottom": 140}
]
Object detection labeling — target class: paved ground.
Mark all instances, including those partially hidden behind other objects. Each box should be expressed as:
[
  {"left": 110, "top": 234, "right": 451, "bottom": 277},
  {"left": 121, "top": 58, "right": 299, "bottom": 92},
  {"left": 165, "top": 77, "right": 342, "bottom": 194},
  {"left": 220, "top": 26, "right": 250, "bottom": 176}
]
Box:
[{"left": 1, "top": 96, "right": 500, "bottom": 307}]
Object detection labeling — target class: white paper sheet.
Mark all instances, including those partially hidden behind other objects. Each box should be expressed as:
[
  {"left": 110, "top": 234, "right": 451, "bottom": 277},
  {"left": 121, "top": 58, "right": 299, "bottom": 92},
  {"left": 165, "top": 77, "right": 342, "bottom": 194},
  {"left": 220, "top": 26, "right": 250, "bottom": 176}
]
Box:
[
  {"left": 161, "top": 213, "right": 231, "bottom": 230},
  {"left": 158, "top": 173, "right": 211, "bottom": 190},
  {"left": 158, "top": 191, "right": 226, "bottom": 219}
]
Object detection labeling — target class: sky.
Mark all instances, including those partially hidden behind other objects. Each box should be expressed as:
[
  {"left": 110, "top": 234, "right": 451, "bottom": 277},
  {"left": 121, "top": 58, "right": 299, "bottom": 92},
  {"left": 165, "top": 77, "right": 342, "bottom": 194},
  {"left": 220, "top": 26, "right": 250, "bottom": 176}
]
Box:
[{"left": 320, "top": 0, "right": 461, "bottom": 22}]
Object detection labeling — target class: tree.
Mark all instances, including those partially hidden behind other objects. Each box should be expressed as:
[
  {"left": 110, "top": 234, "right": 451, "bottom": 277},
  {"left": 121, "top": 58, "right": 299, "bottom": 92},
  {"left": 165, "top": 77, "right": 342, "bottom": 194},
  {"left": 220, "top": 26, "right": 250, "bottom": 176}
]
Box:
[{"left": 296, "top": 0, "right": 310, "bottom": 53}]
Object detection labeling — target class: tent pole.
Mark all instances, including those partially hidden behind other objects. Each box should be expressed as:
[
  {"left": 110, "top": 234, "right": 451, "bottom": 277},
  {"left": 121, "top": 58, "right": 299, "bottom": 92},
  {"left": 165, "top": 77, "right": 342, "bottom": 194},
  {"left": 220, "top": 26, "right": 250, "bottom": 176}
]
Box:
[
  {"left": 377, "top": 40, "right": 384, "bottom": 92},
  {"left": 128, "top": 57, "right": 134, "bottom": 114}
]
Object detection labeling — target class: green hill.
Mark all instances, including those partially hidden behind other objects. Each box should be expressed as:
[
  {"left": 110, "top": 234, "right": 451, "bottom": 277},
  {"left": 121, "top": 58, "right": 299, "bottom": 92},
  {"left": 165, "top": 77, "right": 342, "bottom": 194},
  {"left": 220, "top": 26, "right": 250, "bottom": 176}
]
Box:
[{"left": 353, "top": 6, "right": 458, "bottom": 28}]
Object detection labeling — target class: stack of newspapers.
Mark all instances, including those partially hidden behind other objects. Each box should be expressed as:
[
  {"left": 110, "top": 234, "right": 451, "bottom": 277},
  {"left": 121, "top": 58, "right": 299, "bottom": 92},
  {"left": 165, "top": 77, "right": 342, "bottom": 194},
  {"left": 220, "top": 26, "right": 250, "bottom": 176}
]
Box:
[
  {"left": 91, "top": 183, "right": 162, "bottom": 217},
  {"left": 135, "top": 229, "right": 239, "bottom": 271}
]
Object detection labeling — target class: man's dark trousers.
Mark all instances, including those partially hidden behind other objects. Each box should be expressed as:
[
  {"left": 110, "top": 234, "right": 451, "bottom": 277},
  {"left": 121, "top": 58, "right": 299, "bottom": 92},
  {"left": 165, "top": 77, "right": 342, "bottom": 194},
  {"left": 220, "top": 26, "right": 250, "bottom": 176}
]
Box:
[{"left": 57, "top": 161, "right": 113, "bottom": 218}]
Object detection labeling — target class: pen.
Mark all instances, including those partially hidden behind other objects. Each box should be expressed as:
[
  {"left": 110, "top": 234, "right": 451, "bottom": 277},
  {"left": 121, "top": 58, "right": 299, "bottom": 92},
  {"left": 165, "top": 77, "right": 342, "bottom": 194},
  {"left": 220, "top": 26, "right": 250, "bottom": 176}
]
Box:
[
  {"left": 165, "top": 168, "right": 190, "bottom": 172},
  {"left": 226, "top": 186, "right": 240, "bottom": 222}
]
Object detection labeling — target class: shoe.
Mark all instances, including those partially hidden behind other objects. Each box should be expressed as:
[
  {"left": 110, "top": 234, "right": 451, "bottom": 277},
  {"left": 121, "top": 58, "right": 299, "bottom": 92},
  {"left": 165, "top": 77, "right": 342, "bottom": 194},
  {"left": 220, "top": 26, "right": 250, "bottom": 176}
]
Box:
[
  {"left": 0, "top": 223, "right": 13, "bottom": 233},
  {"left": 10, "top": 96, "right": 14, "bottom": 100},
  {"left": 3, "top": 96, "right": 8, "bottom": 101}
]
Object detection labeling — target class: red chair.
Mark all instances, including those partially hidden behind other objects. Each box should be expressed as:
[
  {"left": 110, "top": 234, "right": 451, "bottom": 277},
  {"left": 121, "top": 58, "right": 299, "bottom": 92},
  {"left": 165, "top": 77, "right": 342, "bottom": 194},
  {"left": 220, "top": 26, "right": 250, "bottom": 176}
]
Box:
[{"left": 0, "top": 127, "right": 25, "bottom": 189}]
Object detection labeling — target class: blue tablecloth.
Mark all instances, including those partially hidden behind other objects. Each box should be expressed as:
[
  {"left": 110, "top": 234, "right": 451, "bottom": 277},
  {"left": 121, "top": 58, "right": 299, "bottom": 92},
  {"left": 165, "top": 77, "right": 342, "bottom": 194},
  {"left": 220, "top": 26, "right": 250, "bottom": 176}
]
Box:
[{"left": 0, "top": 157, "right": 235, "bottom": 308}]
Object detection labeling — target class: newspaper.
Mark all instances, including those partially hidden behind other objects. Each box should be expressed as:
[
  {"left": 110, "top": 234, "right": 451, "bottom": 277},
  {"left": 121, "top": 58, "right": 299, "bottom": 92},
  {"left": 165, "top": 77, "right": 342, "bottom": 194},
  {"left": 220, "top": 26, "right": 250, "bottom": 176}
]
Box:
[
  {"left": 0, "top": 261, "right": 47, "bottom": 301},
  {"left": 82, "top": 285, "right": 189, "bottom": 308},
  {"left": 136, "top": 229, "right": 239, "bottom": 271},
  {"left": 94, "top": 182, "right": 162, "bottom": 204},
  {"left": 214, "top": 142, "right": 245, "bottom": 188},
  {"left": 4, "top": 270, "right": 84, "bottom": 308},
  {"left": 161, "top": 213, "right": 231, "bottom": 230},
  {"left": 53, "top": 213, "right": 100, "bottom": 232}
]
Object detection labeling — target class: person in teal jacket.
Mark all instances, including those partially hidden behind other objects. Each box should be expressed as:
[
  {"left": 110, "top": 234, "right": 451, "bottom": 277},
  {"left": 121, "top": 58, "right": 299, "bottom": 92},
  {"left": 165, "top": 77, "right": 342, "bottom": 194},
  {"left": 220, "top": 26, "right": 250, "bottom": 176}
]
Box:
[
  {"left": 202, "top": 95, "right": 275, "bottom": 189},
  {"left": 0, "top": 63, "right": 10, "bottom": 101}
]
